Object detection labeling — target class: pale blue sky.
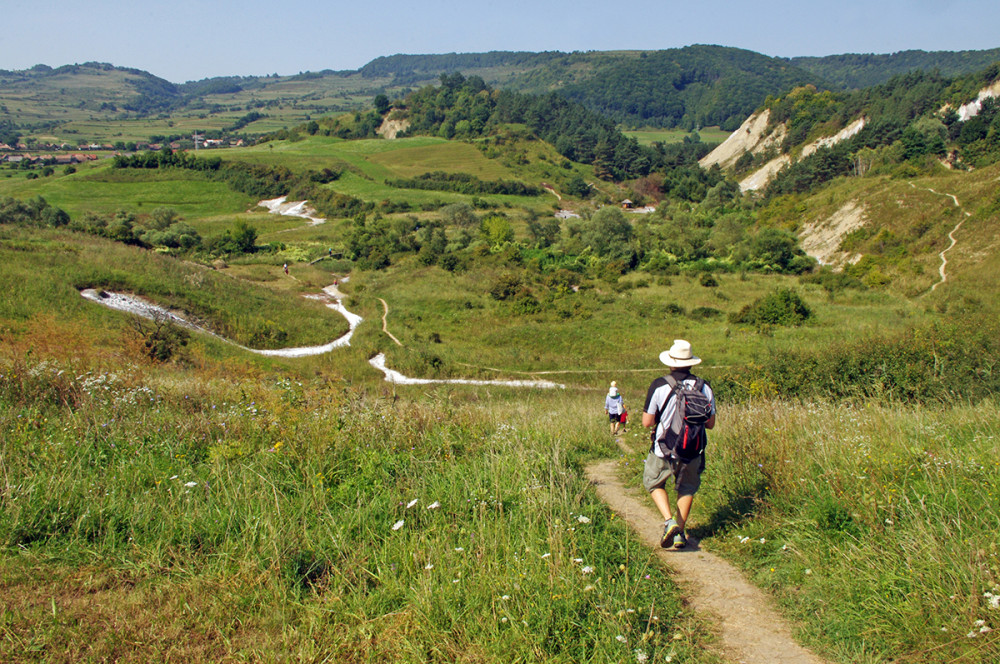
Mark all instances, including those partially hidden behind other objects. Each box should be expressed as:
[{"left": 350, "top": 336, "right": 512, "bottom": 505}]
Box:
[{"left": 3, "top": 0, "right": 997, "bottom": 82}]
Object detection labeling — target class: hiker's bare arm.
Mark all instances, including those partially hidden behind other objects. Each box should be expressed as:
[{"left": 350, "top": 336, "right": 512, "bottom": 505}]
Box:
[
  {"left": 642, "top": 412, "right": 655, "bottom": 428},
  {"left": 706, "top": 414, "right": 716, "bottom": 429}
]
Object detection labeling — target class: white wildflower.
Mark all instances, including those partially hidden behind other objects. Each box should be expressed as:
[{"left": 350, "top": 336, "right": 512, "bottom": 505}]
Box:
[
  {"left": 391, "top": 520, "right": 404, "bottom": 531},
  {"left": 967, "top": 631, "right": 978, "bottom": 638},
  {"left": 407, "top": 499, "right": 419, "bottom": 508},
  {"left": 759, "top": 538, "right": 766, "bottom": 544},
  {"left": 454, "top": 547, "right": 464, "bottom": 552},
  {"left": 427, "top": 501, "right": 440, "bottom": 510},
  {"left": 424, "top": 563, "right": 433, "bottom": 570},
  {"left": 805, "top": 569, "right": 812, "bottom": 575},
  {"left": 501, "top": 595, "right": 510, "bottom": 600},
  {"left": 577, "top": 515, "right": 591, "bottom": 523},
  {"left": 634, "top": 648, "right": 648, "bottom": 663},
  {"left": 981, "top": 626, "right": 993, "bottom": 633},
  {"left": 501, "top": 617, "right": 508, "bottom": 623},
  {"left": 184, "top": 481, "right": 197, "bottom": 488},
  {"left": 541, "top": 552, "right": 551, "bottom": 559},
  {"left": 574, "top": 558, "right": 583, "bottom": 563},
  {"left": 581, "top": 566, "right": 594, "bottom": 574},
  {"left": 169, "top": 475, "right": 178, "bottom": 480},
  {"left": 739, "top": 536, "right": 750, "bottom": 544},
  {"left": 616, "top": 635, "right": 626, "bottom": 643},
  {"left": 975, "top": 619, "right": 986, "bottom": 627}
]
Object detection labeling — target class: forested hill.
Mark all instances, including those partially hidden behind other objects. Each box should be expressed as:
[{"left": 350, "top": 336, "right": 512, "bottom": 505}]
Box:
[
  {"left": 354, "top": 46, "right": 1000, "bottom": 129},
  {"left": 556, "top": 46, "right": 817, "bottom": 130},
  {"left": 4, "top": 46, "right": 999, "bottom": 145},
  {"left": 787, "top": 48, "right": 1000, "bottom": 90},
  {"left": 358, "top": 46, "right": 821, "bottom": 130}
]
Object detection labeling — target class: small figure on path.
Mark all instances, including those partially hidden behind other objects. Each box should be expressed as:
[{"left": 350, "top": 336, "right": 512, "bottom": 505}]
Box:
[
  {"left": 642, "top": 339, "right": 716, "bottom": 550},
  {"left": 283, "top": 263, "right": 289, "bottom": 275},
  {"left": 605, "top": 381, "right": 625, "bottom": 437}
]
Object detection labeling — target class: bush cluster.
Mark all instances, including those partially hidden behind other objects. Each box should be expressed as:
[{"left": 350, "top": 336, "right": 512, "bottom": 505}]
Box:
[
  {"left": 729, "top": 288, "right": 812, "bottom": 327},
  {"left": 714, "top": 316, "right": 1000, "bottom": 403}
]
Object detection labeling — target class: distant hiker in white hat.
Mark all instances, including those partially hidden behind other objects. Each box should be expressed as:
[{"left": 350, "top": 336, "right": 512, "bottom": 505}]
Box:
[
  {"left": 604, "top": 380, "right": 625, "bottom": 437},
  {"left": 642, "top": 339, "right": 716, "bottom": 549}
]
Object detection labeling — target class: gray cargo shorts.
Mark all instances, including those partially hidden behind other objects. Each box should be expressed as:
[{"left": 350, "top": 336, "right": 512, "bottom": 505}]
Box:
[{"left": 642, "top": 451, "right": 703, "bottom": 496}]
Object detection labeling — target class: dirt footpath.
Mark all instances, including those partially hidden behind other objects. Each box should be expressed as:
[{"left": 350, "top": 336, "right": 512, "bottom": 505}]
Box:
[{"left": 587, "top": 460, "right": 829, "bottom": 664}]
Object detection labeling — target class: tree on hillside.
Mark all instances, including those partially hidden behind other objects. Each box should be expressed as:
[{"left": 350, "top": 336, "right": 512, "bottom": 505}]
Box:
[
  {"left": 479, "top": 215, "right": 515, "bottom": 247},
  {"left": 580, "top": 206, "right": 634, "bottom": 262}
]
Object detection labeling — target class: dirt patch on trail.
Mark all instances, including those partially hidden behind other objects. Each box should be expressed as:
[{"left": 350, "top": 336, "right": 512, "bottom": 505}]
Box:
[{"left": 587, "top": 459, "right": 829, "bottom": 664}]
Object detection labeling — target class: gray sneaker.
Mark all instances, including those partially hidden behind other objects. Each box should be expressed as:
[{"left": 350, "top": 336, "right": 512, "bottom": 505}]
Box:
[
  {"left": 661, "top": 519, "right": 681, "bottom": 548},
  {"left": 673, "top": 531, "right": 688, "bottom": 549}
]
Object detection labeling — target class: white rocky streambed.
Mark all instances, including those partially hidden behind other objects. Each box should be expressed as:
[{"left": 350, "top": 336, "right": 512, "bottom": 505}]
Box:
[
  {"left": 80, "top": 286, "right": 562, "bottom": 389},
  {"left": 80, "top": 285, "right": 359, "bottom": 357}
]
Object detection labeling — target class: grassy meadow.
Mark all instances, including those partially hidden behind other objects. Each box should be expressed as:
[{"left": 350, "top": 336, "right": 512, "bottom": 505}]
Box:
[
  {"left": 624, "top": 127, "right": 731, "bottom": 147},
  {"left": 2, "top": 132, "right": 999, "bottom": 662}
]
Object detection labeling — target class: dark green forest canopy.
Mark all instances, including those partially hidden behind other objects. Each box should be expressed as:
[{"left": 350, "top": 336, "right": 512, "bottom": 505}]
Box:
[
  {"left": 787, "top": 48, "right": 1000, "bottom": 90},
  {"left": 558, "top": 45, "right": 820, "bottom": 130}
]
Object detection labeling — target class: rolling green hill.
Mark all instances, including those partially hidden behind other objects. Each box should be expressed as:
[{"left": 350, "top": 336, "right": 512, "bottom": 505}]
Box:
[
  {"left": 5, "top": 45, "right": 999, "bottom": 148},
  {"left": 3, "top": 53, "right": 1000, "bottom": 663}
]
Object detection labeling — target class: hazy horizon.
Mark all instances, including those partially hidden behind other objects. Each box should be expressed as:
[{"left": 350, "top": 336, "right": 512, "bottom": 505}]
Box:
[{"left": 2, "top": 0, "right": 998, "bottom": 84}]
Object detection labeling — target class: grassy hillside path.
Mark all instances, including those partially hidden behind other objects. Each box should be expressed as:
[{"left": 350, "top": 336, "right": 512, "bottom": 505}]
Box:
[
  {"left": 587, "top": 440, "right": 830, "bottom": 664},
  {"left": 908, "top": 183, "right": 971, "bottom": 292},
  {"left": 377, "top": 297, "right": 404, "bottom": 346}
]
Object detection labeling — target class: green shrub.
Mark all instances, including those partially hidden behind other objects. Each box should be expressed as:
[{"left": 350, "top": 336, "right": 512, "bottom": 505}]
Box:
[
  {"left": 730, "top": 288, "right": 811, "bottom": 327},
  {"left": 690, "top": 306, "right": 722, "bottom": 320}
]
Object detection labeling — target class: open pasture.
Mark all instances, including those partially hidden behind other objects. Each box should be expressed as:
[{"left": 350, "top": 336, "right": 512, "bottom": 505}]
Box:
[{"left": 625, "top": 126, "right": 731, "bottom": 146}]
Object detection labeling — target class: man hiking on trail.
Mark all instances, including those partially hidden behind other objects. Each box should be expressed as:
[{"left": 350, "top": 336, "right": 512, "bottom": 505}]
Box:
[
  {"left": 642, "top": 339, "right": 716, "bottom": 549},
  {"left": 604, "top": 381, "right": 625, "bottom": 437}
]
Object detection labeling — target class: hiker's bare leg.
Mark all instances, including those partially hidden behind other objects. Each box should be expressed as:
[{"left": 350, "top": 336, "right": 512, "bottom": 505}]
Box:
[
  {"left": 676, "top": 494, "right": 694, "bottom": 529},
  {"left": 650, "top": 487, "right": 673, "bottom": 522}
]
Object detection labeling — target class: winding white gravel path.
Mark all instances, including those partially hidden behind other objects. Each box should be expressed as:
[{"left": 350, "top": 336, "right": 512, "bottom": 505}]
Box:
[
  {"left": 81, "top": 286, "right": 359, "bottom": 357},
  {"left": 368, "top": 353, "right": 564, "bottom": 389},
  {"left": 81, "top": 284, "right": 563, "bottom": 388},
  {"left": 258, "top": 196, "right": 326, "bottom": 226}
]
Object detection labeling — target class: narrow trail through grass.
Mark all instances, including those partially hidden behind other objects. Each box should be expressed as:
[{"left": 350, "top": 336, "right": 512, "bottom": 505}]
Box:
[
  {"left": 908, "top": 182, "right": 971, "bottom": 292},
  {"left": 587, "top": 444, "right": 830, "bottom": 664},
  {"left": 377, "top": 297, "right": 404, "bottom": 346}
]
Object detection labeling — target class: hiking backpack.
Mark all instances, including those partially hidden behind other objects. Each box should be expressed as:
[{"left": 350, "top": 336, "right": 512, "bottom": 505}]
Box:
[{"left": 655, "top": 376, "right": 712, "bottom": 460}]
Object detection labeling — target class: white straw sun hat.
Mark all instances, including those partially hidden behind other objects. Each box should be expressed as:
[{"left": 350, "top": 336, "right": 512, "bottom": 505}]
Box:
[{"left": 659, "top": 339, "right": 702, "bottom": 368}]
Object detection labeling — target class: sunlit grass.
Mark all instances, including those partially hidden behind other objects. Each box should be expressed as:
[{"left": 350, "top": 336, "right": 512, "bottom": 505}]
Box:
[{"left": 690, "top": 400, "right": 1000, "bottom": 662}]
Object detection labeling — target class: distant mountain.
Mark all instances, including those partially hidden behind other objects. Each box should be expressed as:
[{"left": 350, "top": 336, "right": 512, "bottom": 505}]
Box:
[{"left": 3, "top": 46, "right": 998, "bottom": 144}]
